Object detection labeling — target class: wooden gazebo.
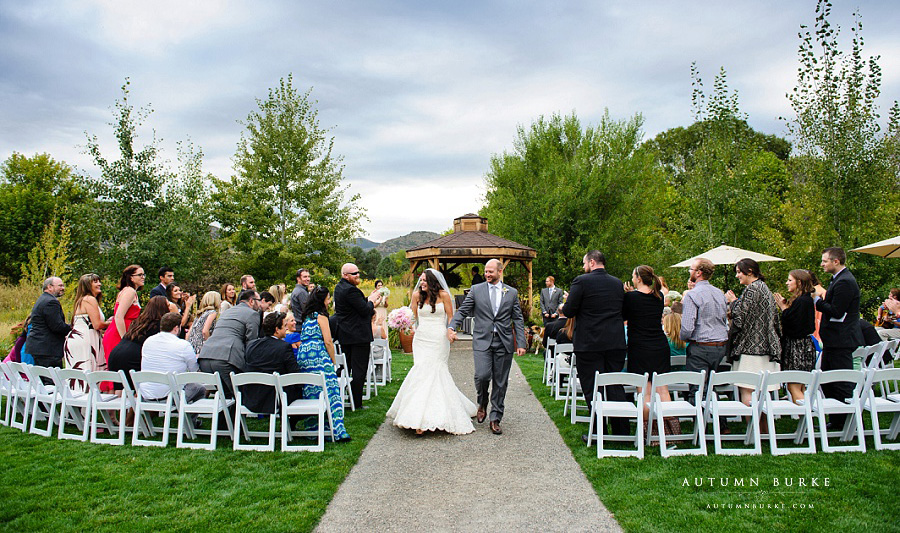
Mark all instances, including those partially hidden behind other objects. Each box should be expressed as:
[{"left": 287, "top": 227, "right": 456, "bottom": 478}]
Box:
[{"left": 406, "top": 214, "right": 538, "bottom": 313}]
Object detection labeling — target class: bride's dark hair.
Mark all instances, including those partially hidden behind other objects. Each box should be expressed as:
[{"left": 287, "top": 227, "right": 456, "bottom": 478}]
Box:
[{"left": 417, "top": 270, "right": 441, "bottom": 313}]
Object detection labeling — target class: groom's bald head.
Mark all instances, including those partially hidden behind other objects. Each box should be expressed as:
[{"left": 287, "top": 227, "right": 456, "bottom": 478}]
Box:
[{"left": 484, "top": 259, "right": 502, "bottom": 284}]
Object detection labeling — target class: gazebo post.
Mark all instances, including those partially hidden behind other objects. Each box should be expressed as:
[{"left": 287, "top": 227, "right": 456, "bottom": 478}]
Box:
[{"left": 526, "top": 260, "right": 533, "bottom": 319}]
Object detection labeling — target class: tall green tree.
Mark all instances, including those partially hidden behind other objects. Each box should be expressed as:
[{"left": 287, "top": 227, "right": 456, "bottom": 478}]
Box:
[
  {"left": 482, "top": 111, "right": 667, "bottom": 285},
  {"left": 212, "top": 74, "right": 365, "bottom": 279},
  {"left": 0, "top": 152, "right": 92, "bottom": 282}
]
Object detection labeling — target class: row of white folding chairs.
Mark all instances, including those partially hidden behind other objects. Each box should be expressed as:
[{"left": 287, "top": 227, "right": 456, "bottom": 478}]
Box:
[
  {"left": 583, "top": 367, "right": 900, "bottom": 459},
  {"left": 0, "top": 362, "right": 334, "bottom": 452},
  {"left": 332, "top": 339, "right": 391, "bottom": 408}
]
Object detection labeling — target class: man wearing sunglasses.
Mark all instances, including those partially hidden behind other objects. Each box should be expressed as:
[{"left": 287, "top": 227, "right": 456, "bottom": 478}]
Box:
[{"left": 333, "top": 263, "right": 384, "bottom": 407}]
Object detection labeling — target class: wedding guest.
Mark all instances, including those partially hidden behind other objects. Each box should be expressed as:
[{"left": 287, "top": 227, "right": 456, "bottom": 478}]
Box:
[
  {"left": 284, "top": 312, "right": 303, "bottom": 358},
  {"left": 555, "top": 317, "right": 574, "bottom": 344},
  {"left": 197, "top": 289, "right": 260, "bottom": 398},
  {"left": 108, "top": 296, "right": 170, "bottom": 390},
  {"left": 187, "top": 291, "right": 221, "bottom": 354},
  {"left": 373, "top": 279, "right": 390, "bottom": 326},
  {"left": 240, "top": 274, "right": 256, "bottom": 291},
  {"left": 726, "top": 258, "right": 782, "bottom": 420},
  {"left": 103, "top": 265, "right": 144, "bottom": 370},
  {"left": 291, "top": 268, "right": 312, "bottom": 314},
  {"left": 471, "top": 266, "right": 484, "bottom": 286},
  {"left": 774, "top": 269, "right": 816, "bottom": 403},
  {"left": 148, "top": 266, "right": 174, "bottom": 299},
  {"left": 242, "top": 312, "right": 301, "bottom": 415},
  {"left": 540, "top": 276, "right": 564, "bottom": 326},
  {"left": 808, "top": 270, "right": 823, "bottom": 343},
  {"left": 27, "top": 277, "right": 72, "bottom": 368},
  {"left": 166, "top": 283, "right": 196, "bottom": 334},
  {"left": 875, "top": 288, "right": 900, "bottom": 340},
  {"left": 663, "top": 311, "right": 686, "bottom": 358},
  {"left": 259, "top": 291, "right": 276, "bottom": 313},
  {"left": 219, "top": 283, "right": 236, "bottom": 312},
  {"left": 658, "top": 276, "right": 670, "bottom": 298},
  {"left": 64, "top": 274, "right": 109, "bottom": 390},
  {"left": 680, "top": 258, "right": 728, "bottom": 404},
  {"left": 296, "top": 286, "right": 350, "bottom": 441},
  {"left": 333, "top": 263, "right": 382, "bottom": 407},
  {"left": 268, "top": 284, "right": 289, "bottom": 313},
  {"left": 543, "top": 309, "right": 567, "bottom": 346},
  {"left": 139, "top": 312, "right": 204, "bottom": 427},
  {"left": 372, "top": 313, "right": 388, "bottom": 340},
  {"left": 623, "top": 265, "right": 675, "bottom": 432}
]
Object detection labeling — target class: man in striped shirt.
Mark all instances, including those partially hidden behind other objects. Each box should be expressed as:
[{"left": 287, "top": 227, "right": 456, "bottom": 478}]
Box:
[{"left": 680, "top": 257, "right": 728, "bottom": 403}]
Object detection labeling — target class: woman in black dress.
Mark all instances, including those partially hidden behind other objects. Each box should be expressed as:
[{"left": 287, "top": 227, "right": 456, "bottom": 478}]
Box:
[
  {"left": 623, "top": 265, "right": 672, "bottom": 421},
  {"left": 773, "top": 269, "right": 816, "bottom": 403}
]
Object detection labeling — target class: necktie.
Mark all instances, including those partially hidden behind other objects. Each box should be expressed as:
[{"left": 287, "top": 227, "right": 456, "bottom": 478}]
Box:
[{"left": 491, "top": 284, "right": 499, "bottom": 316}]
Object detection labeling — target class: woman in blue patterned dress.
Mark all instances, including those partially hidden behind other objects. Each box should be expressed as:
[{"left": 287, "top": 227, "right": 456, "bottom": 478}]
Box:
[{"left": 296, "top": 286, "right": 350, "bottom": 441}]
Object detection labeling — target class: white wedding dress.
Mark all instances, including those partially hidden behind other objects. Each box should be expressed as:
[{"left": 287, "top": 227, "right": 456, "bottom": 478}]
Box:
[{"left": 387, "top": 302, "right": 477, "bottom": 434}]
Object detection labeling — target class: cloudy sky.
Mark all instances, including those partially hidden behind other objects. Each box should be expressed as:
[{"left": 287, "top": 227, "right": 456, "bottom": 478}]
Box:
[{"left": 2, "top": 1, "right": 898, "bottom": 242}]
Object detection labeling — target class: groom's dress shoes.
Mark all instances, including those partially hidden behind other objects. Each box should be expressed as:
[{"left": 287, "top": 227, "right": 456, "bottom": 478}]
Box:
[
  {"left": 490, "top": 420, "right": 502, "bottom": 435},
  {"left": 476, "top": 406, "right": 487, "bottom": 424}
]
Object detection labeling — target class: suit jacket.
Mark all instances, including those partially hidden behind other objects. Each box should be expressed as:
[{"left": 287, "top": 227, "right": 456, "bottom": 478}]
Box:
[
  {"left": 241, "top": 336, "right": 301, "bottom": 414},
  {"left": 197, "top": 302, "right": 260, "bottom": 370},
  {"left": 815, "top": 268, "right": 863, "bottom": 349},
  {"left": 560, "top": 268, "right": 626, "bottom": 352},
  {"left": 26, "top": 292, "right": 72, "bottom": 358},
  {"left": 540, "top": 287, "right": 564, "bottom": 316},
  {"left": 148, "top": 283, "right": 167, "bottom": 299},
  {"left": 449, "top": 281, "right": 526, "bottom": 353},
  {"left": 333, "top": 279, "right": 375, "bottom": 345}
]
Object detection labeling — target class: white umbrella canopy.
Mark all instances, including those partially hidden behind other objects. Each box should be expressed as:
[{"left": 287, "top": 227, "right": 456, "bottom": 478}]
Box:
[
  {"left": 851, "top": 235, "right": 900, "bottom": 258},
  {"left": 670, "top": 245, "right": 786, "bottom": 268}
]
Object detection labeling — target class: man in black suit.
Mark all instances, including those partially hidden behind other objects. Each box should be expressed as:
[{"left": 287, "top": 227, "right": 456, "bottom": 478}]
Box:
[
  {"left": 333, "top": 263, "right": 383, "bottom": 407},
  {"left": 241, "top": 312, "right": 302, "bottom": 414},
  {"left": 814, "top": 246, "right": 863, "bottom": 428},
  {"left": 471, "top": 266, "right": 484, "bottom": 286},
  {"left": 560, "top": 250, "right": 628, "bottom": 436},
  {"left": 26, "top": 277, "right": 72, "bottom": 367},
  {"left": 148, "top": 266, "right": 174, "bottom": 299}
]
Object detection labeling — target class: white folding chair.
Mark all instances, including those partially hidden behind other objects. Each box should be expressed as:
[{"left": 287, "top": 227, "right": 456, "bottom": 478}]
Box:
[
  {"left": 130, "top": 370, "right": 180, "bottom": 447},
  {"left": 363, "top": 347, "right": 378, "bottom": 400},
  {"left": 334, "top": 351, "right": 355, "bottom": 412},
  {"left": 552, "top": 343, "right": 574, "bottom": 400},
  {"left": 862, "top": 367, "right": 900, "bottom": 450},
  {"left": 84, "top": 370, "right": 136, "bottom": 445},
  {"left": 371, "top": 339, "right": 391, "bottom": 386},
  {"left": 231, "top": 372, "right": 279, "bottom": 452},
  {"left": 55, "top": 368, "right": 92, "bottom": 441},
  {"left": 564, "top": 355, "right": 590, "bottom": 424},
  {"left": 543, "top": 338, "right": 557, "bottom": 386},
  {"left": 587, "top": 371, "right": 648, "bottom": 459},
  {"left": 703, "top": 371, "right": 763, "bottom": 455},
  {"left": 867, "top": 340, "right": 900, "bottom": 397},
  {"left": 0, "top": 362, "right": 13, "bottom": 426},
  {"left": 175, "top": 372, "right": 234, "bottom": 450},
  {"left": 24, "top": 365, "right": 61, "bottom": 437},
  {"left": 277, "top": 372, "right": 333, "bottom": 452},
  {"left": 759, "top": 371, "right": 817, "bottom": 455},
  {"left": 806, "top": 369, "right": 866, "bottom": 453},
  {"left": 647, "top": 371, "right": 707, "bottom": 457},
  {"left": 7, "top": 362, "right": 34, "bottom": 431}
]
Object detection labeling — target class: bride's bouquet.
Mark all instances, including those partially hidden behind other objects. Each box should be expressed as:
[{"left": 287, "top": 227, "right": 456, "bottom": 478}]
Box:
[{"left": 387, "top": 306, "right": 415, "bottom": 334}]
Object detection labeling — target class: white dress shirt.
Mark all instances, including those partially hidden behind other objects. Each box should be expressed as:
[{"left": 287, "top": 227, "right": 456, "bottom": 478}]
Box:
[{"left": 140, "top": 331, "right": 199, "bottom": 399}]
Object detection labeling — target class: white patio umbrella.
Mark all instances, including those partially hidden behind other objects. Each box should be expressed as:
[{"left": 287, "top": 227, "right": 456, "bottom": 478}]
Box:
[
  {"left": 851, "top": 235, "right": 900, "bottom": 258},
  {"left": 670, "top": 244, "right": 785, "bottom": 268}
]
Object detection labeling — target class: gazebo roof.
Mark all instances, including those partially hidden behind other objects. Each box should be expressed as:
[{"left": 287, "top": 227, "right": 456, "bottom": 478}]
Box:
[{"left": 406, "top": 214, "right": 536, "bottom": 261}]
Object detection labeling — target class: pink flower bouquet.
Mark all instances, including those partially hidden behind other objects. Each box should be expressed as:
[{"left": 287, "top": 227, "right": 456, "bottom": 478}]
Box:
[{"left": 387, "top": 306, "right": 415, "bottom": 334}]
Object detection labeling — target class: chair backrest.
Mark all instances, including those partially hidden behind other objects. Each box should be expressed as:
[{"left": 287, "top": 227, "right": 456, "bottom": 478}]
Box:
[
  {"left": 85, "top": 370, "right": 134, "bottom": 397},
  {"left": 762, "top": 370, "right": 815, "bottom": 388},
  {"left": 555, "top": 343, "right": 574, "bottom": 355},
  {"left": 277, "top": 372, "right": 325, "bottom": 389},
  {"left": 23, "top": 365, "right": 56, "bottom": 395},
  {"left": 7, "top": 362, "right": 30, "bottom": 392},
  {"left": 230, "top": 372, "right": 279, "bottom": 388},
  {"left": 651, "top": 370, "right": 706, "bottom": 389},
  {"left": 175, "top": 371, "right": 222, "bottom": 389},
  {"left": 594, "top": 371, "right": 648, "bottom": 389},
  {"left": 851, "top": 344, "right": 872, "bottom": 361},
  {"left": 130, "top": 370, "right": 178, "bottom": 400},
  {"left": 547, "top": 338, "right": 557, "bottom": 348},
  {"left": 333, "top": 341, "right": 343, "bottom": 355},
  {"left": 54, "top": 368, "right": 90, "bottom": 398},
  {"left": 371, "top": 339, "right": 389, "bottom": 356},
  {"left": 868, "top": 367, "right": 900, "bottom": 393},
  {"left": 707, "top": 370, "right": 764, "bottom": 389}
]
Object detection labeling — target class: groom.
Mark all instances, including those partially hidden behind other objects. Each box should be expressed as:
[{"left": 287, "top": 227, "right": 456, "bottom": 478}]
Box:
[{"left": 448, "top": 259, "right": 526, "bottom": 435}]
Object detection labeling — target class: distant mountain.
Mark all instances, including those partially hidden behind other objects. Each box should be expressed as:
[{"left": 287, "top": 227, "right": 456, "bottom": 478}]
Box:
[
  {"left": 376, "top": 231, "right": 440, "bottom": 255},
  {"left": 346, "top": 237, "right": 380, "bottom": 251}
]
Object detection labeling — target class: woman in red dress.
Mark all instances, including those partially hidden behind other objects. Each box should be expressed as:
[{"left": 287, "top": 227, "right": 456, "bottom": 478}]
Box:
[{"left": 101, "top": 264, "right": 144, "bottom": 391}]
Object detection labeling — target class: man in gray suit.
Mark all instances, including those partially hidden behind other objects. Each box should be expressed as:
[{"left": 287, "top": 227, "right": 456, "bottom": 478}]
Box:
[
  {"left": 539, "top": 275, "right": 564, "bottom": 326},
  {"left": 197, "top": 289, "right": 261, "bottom": 398},
  {"left": 449, "top": 259, "right": 526, "bottom": 435}
]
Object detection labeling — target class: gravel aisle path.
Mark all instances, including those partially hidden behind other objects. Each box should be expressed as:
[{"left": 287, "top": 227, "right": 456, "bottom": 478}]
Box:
[{"left": 314, "top": 340, "right": 622, "bottom": 533}]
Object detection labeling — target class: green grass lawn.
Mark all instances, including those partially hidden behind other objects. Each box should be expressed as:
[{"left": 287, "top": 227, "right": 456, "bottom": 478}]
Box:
[
  {"left": 0, "top": 352, "right": 412, "bottom": 533},
  {"left": 515, "top": 354, "right": 900, "bottom": 533}
]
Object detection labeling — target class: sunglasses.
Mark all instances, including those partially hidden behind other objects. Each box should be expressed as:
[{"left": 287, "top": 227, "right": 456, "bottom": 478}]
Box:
[{"left": 348, "top": 271, "right": 360, "bottom": 276}]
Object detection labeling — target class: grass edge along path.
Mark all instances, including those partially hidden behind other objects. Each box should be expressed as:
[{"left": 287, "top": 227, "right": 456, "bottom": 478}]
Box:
[
  {"left": 0, "top": 351, "right": 413, "bottom": 533},
  {"left": 515, "top": 354, "right": 899, "bottom": 533}
]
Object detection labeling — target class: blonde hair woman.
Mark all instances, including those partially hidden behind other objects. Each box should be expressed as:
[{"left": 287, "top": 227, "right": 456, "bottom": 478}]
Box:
[
  {"left": 268, "top": 283, "right": 288, "bottom": 313},
  {"left": 187, "top": 291, "right": 222, "bottom": 354}
]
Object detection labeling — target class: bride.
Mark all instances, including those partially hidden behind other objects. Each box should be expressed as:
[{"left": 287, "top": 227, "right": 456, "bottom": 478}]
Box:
[{"left": 387, "top": 269, "right": 477, "bottom": 435}]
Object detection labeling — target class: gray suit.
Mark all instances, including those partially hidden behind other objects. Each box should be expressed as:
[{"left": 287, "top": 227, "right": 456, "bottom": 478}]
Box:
[
  {"left": 197, "top": 302, "right": 260, "bottom": 396},
  {"left": 540, "top": 286, "right": 564, "bottom": 324},
  {"left": 449, "top": 282, "right": 526, "bottom": 422}
]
